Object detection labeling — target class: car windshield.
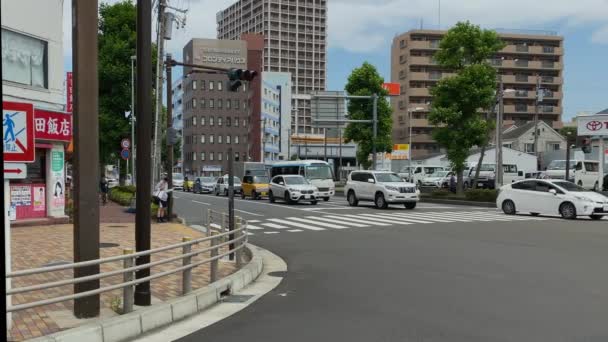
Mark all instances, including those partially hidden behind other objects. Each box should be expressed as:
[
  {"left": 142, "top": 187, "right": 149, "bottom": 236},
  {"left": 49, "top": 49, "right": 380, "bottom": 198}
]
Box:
[
  {"left": 547, "top": 160, "right": 576, "bottom": 170},
  {"left": 375, "top": 173, "right": 403, "bottom": 182},
  {"left": 253, "top": 176, "right": 269, "bottom": 183},
  {"left": 473, "top": 164, "right": 495, "bottom": 172},
  {"left": 306, "top": 164, "right": 333, "bottom": 179},
  {"left": 431, "top": 171, "right": 449, "bottom": 177},
  {"left": 201, "top": 177, "right": 214, "bottom": 183},
  {"left": 553, "top": 181, "right": 590, "bottom": 192},
  {"left": 172, "top": 173, "right": 183, "bottom": 180},
  {"left": 284, "top": 176, "right": 308, "bottom": 185}
]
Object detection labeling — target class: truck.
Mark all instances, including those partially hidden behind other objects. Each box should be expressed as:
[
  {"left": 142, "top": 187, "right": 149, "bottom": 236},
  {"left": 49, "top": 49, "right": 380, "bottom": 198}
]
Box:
[{"left": 233, "top": 162, "right": 267, "bottom": 179}]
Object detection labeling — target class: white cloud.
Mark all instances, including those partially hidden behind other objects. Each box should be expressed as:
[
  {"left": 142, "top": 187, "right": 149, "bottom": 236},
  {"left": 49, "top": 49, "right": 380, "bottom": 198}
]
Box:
[{"left": 63, "top": 0, "right": 608, "bottom": 58}]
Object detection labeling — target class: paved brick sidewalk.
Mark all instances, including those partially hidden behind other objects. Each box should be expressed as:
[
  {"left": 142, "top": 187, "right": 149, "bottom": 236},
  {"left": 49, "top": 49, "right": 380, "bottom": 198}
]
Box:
[{"left": 7, "top": 204, "right": 237, "bottom": 341}]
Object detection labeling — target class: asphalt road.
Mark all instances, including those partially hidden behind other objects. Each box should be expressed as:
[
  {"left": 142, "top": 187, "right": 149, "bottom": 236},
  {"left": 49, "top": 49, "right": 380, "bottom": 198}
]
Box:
[{"left": 173, "top": 191, "right": 608, "bottom": 342}]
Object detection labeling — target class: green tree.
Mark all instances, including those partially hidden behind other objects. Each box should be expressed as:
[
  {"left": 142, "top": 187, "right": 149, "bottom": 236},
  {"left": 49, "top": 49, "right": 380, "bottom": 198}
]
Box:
[
  {"left": 559, "top": 126, "right": 577, "bottom": 141},
  {"left": 98, "top": 1, "right": 157, "bottom": 171},
  {"left": 343, "top": 62, "right": 392, "bottom": 169},
  {"left": 429, "top": 22, "right": 504, "bottom": 193}
]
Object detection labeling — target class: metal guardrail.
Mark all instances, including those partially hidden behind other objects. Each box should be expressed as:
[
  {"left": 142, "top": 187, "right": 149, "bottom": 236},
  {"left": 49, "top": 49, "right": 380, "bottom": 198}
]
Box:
[{"left": 5, "top": 210, "right": 247, "bottom": 314}]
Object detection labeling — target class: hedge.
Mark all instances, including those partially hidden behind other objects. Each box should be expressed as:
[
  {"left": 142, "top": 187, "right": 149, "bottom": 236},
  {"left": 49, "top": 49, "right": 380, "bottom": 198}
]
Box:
[
  {"left": 463, "top": 189, "right": 498, "bottom": 202},
  {"left": 109, "top": 188, "right": 135, "bottom": 206}
]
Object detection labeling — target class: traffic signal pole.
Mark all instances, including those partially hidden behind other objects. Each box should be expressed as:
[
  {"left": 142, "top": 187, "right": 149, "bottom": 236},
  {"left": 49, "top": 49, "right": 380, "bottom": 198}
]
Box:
[{"left": 166, "top": 53, "right": 174, "bottom": 220}]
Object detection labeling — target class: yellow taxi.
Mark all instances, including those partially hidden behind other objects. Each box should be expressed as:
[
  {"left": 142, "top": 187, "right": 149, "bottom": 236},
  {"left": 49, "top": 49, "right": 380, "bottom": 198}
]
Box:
[{"left": 241, "top": 175, "right": 270, "bottom": 200}]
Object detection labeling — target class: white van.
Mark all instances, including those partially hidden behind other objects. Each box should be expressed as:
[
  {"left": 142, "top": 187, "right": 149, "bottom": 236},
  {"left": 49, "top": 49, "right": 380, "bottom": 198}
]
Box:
[
  {"left": 574, "top": 161, "right": 601, "bottom": 190},
  {"left": 411, "top": 165, "right": 447, "bottom": 186}
]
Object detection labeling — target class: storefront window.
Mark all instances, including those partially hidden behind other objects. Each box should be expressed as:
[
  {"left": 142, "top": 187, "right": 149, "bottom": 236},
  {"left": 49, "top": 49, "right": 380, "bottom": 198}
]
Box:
[{"left": 1, "top": 29, "right": 48, "bottom": 88}]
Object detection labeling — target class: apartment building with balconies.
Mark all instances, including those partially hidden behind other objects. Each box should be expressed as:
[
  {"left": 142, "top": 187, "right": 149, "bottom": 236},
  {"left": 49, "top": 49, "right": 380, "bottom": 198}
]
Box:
[
  {"left": 391, "top": 29, "right": 564, "bottom": 159},
  {"left": 217, "top": 0, "right": 327, "bottom": 136}
]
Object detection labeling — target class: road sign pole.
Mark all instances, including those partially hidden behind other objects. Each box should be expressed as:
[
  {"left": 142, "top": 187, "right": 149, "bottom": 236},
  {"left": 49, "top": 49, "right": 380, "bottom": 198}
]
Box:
[
  {"left": 228, "top": 147, "right": 235, "bottom": 261},
  {"left": 372, "top": 94, "right": 378, "bottom": 171},
  {"left": 166, "top": 53, "right": 174, "bottom": 221},
  {"left": 72, "top": 0, "right": 101, "bottom": 318},
  {"left": 599, "top": 137, "right": 605, "bottom": 191},
  {"left": 134, "top": 0, "right": 153, "bottom": 306}
]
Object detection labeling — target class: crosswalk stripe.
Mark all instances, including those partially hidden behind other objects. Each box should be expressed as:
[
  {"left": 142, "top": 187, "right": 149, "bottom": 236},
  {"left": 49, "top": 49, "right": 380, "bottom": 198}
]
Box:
[
  {"left": 246, "top": 232, "right": 255, "bottom": 236},
  {"left": 288, "top": 229, "right": 304, "bottom": 232},
  {"left": 310, "top": 216, "right": 369, "bottom": 227},
  {"left": 342, "top": 214, "right": 413, "bottom": 225},
  {"left": 286, "top": 217, "right": 349, "bottom": 229},
  {"left": 261, "top": 222, "right": 289, "bottom": 229},
  {"left": 448, "top": 212, "right": 533, "bottom": 221},
  {"left": 382, "top": 212, "right": 457, "bottom": 223},
  {"left": 246, "top": 225, "right": 264, "bottom": 230},
  {"left": 358, "top": 213, "right": 432, "bottom": 224},
  {"left": 323, "top": 215, "right": 392, "bottom": 226},
  {"left": 408, "top": 212, "right": 494, "bottom": 222},
  {"left": 263, "top": 231, "right": 280, "bottom": 235},
  {"left": 267, "top": 218, "right": 326, "bottom": 231},
  {"left": 248, "top": 220, "right": 261, "bottom": 223},
  {"left": 430, "top": 212, "right": 502, "bottom": 222}
]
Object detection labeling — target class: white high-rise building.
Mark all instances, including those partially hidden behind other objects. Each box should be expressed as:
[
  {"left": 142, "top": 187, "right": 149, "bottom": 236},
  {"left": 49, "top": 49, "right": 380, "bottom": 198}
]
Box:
[{"left": 217, "top": 0, "right": 327, "bottom": 136}]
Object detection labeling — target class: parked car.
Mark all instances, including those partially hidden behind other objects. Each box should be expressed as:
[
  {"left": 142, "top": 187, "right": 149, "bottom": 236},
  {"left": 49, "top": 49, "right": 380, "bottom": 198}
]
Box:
[
  {"left": 497, "top": 179, "right": 608, "bottom": 220},
  {"left": 344, "top": 170, "right": 419, "bottom": 209},
  {"left": 574, "top": 161, "right": 601, "bottom": 190},
  {"left": 411, "top": 165, "right": 447, "bottom": 186},
  {"left": 420, "top": 170, "right": 454, "bottom": 188},
  {"left": 242, "top": 175, "right": 270, "bottom": 200},
  {"left": 193, "top": 177, "right": 216, "bottom": 194},
  {"left": 214, "top": 175, "right": 242, "bottom": 196},
  {"left": 172, "top": 173, "right": 184, "bottom": 191},
  {"left": 268, "top": 175, "right": 318, "bottom": 205},
  {"left": 107, "top": 178, "right": 119, "bottom": 188}
]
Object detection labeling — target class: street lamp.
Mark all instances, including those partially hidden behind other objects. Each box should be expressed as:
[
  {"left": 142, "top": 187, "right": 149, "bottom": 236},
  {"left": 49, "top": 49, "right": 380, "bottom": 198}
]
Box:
[
  {"left": 495, "top": 82, "right": 515, "bottom": 188},
  {"left": 407, "top": 107, "right": 424, "bottom": 177},
  {"left": 131, "top": 55, "right": 136, "bottom": 186}
]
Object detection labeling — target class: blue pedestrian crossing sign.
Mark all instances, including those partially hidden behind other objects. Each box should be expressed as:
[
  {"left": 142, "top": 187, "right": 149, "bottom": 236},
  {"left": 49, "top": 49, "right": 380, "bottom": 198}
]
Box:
[
  {"left": 121, "top": 148, "right": 130, "bottom": 160},
  {"left": 3, "top": 101, "right": 35, "bottom": 163}
]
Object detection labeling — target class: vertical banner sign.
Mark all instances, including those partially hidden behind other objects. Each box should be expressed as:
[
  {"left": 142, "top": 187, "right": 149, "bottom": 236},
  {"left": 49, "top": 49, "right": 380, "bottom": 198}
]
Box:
[
  {"left": 47, "top": 145, "right": 66, "bottom": 217},
  {"left": 66, "top": 72, "right": 73, "bottom": 113},
  {"left": 33, "top": 186, "right": 46, "bottom": 212}
]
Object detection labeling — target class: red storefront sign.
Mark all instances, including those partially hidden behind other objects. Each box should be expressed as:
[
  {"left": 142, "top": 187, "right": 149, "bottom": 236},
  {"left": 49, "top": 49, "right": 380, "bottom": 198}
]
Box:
[
  {"left": 66, "top": 72, "right": 73, "bottom": 113},
  {"left": 34, "top": 109, "right": 73, "bottom": 142}
]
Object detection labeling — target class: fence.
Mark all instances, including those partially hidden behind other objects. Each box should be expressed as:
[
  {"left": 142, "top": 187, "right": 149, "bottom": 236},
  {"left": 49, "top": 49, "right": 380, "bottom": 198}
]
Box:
[{"left": 5, "top": 210, "right": 247, "bottom": 314}]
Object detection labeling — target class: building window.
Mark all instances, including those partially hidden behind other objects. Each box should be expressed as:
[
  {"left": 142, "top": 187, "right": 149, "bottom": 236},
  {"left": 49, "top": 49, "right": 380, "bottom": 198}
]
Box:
[
  {"left": 503, "top": 143, "right": 513, "bottom": 149},
  {"left": 217, "top": 81, "right": 223, "bottom": 91},
  {"left": 200, "top": 80, "right": 205, "bottom": 90},
  {"left": 242, "top": 83, "right": 247, "bottom": 92},
  {"left": 200, "top": 99, "right": 206, "bottom": 108},
  {"left": 515, "top": 103, "right": 528, "bottom": 112},
  {"left": 226, "top": 135, "right": 231, "bottom": 144},
  {"left": 192, "top": 80, "right": 197, "bottom": 90},
  {"left": 218, "top": 152, "right": 223, "bottom": 161},
  {"left": 209, "top": 99, "right": 214, "bottom": 108},
  {"left": 524, "top": 143, "right": 535, "bottom": 153},
  {"left": 218, "top": 99, "right": 223, "bottom": 109},
  {"left": 548, "top": 143, "right": 560, "bottom": 151},
  {"left": 235, "top": 152, "right": 240, "bottom": 161},
  {"left": 218, "top": 117, "right": 223, "bottom": 126},
  {"left": 201, "top": 116, "right": 205, "bottom": 126},
  {"left": 226, "top": 99, "right": 231, "bottom": 109},
  {"left": 1, "top": 29, "right": 48, "bottom": 88},
  {"left": 192, "top": 98, "right": 197, "bottom": 108},
  {"left": 193, "top": 116, "right": 197, "bottom": 126},
  {"left": 209, "top": 81, "right": 214, "bottom": 90},
  {"left": 543, "top": 46, "right": 555, "bottom": 53},
  {"left": 209, "top": 117, "right": 214, "bottom": 126},
  {"left": 235, "top": 136, "right": 239, "bottom": 144},
  {"left": 210, "top": 152, "right": 214, "bottom": 161},
  {"left": 218, "top": 135, "right": 223, "bottom": 144},
  {"left": 226, "top": 117, "right": 231, "bottom": 127},
  {"left": 243, "top": 119, "right": 247, "bottom": 127},
  {"left": 210, "top": 134, "right": 214, "bottom": 143},
  {"left": 234, "top": 100, "right": 240, "bottom": 109},
  {"left": 201, "top": 152, "right": 205, "bottom": 161},
  {"left": 234, "top": 117, "right": 239, "bottom": 127},
  {"left": 193, "top": 152, "right": 197, "bottom": 161},
  {"left": 201, "top": 134, "right": 205, "bottom": 144}
]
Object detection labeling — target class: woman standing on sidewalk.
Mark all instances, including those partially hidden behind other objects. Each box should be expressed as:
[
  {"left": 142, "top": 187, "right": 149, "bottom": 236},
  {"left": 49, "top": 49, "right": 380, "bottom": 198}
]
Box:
[{"left": 154, "top": 177, "right": 170, "bottom": 223}]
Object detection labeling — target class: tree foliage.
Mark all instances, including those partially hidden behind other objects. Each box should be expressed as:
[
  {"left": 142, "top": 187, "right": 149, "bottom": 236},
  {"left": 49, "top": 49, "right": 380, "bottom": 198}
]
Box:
[
  {"left": 98, "top": 0, "right": 157, "bottom": 167},
  {"left": 429, "top": 22, "right": 504, "bottom": 192},
  {"left": 559, "top": 126, "right": 577, "bottom": 142},
  {"left": 343, "top": 62, "right": 392, "bottom": 169}
]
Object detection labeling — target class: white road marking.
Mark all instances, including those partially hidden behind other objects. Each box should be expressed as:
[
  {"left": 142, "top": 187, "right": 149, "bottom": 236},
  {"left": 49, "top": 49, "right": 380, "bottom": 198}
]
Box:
[
  {"left": 324, "top": 215, "right": 391, "bottom": 226},
  {"left": 263, "top": 231, "right": 280, "bottom": 235},
  {"left": 193, "top": 200, "right": 211, "bottom": 205},
  {"left": 267, "top": 218, "right": 326, "bottom": 231},
  {"left": 286, "top": 217, "right": 349, "bottom": 229},
  {"left": 384, "top": 212, "right": 457, "bottom": 223},
  {"left": 246, "top": 225, "right": 264, "bottom": 230},
  {"left": 342, "top": 214, "right": 413, "bottom": 225},
  {"left": 360, "top": 213, "right": 433, "bottom": 224},
  {"left": 301, "top": 207, "right": 356, "bottom": 211},
  {"left": 248, "top": 220, "right": 261, "bottom": 223},
  {"left": 308, "top": 216, "right": 369, "bottom": 227},
  {"left": 234, "top": 209, "right": 264, "bottom": 217},
  {"left": 246, "top": 232, "right": 255, "bottom": 236},
  {"left": 288, "top": 229, "right": 303, "bottom": 233},
  {"left": 262, "top": 223, "right": 289, "bottom": 229}
]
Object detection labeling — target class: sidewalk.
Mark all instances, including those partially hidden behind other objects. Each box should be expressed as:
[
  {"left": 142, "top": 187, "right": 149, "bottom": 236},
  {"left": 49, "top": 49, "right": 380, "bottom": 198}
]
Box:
[{"left": 8, "top": 203, "right": 236, "bottom": 341}]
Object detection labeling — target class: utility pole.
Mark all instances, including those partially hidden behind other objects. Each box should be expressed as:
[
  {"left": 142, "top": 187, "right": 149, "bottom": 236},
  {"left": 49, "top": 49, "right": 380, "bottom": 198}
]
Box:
[
  {"left": 372, "top": 94, "right": 378, "bottom": 170},
  {"left": 324, "top": 129, "right": 328, "bottom": 162},
  {"left": 72, "top": 0, "right": 100, "bottom": 318},
  {"left": 496, "top": 80, "right": 504, "bottom": 188},
  {"left": 533, "top": 75, "right": 542, "bottom": 167},
  {"left": 565, "top": 132, "right": 572, "bottom": 182},
  {"left": 228, "top": 147, "right": 235, "bottom": 260},
  {"left": 165, "top": 53, "right": 174, "bottom": 220},
  {"left": 152, "top": 0, "right": 166, "bottom": 187},
  {"left": 262, "top": 118, "right": 266, "bottom": 162},
  {"left": 135, "top": 0, "right": 153, "bottom": 307},
  {"left": 131, "top": 56, "right": 136, "bottom": 186}
]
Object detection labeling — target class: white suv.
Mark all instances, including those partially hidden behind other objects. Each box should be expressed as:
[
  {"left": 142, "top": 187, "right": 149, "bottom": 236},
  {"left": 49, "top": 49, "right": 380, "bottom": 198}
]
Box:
[
  {"left": 345, "top": 171, "right": 419, "bottom": 209},
  {"left": 269, "top": 175, "right": 318, "bottom": 205}
]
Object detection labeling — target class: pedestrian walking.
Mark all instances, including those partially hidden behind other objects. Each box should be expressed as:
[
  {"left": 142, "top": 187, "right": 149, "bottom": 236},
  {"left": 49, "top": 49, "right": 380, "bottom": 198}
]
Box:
[
  {"left": 449, "top": 173, "right": 456, "bottom": 194},
  {"left": 184, "top": 175, "right": 189, "bottom": 192},
  {"left": 99, "top": 176, "right": 109, "bottom": 205},
  {"left": 154, "top": 177, "right": 170, "bottom": 223}
]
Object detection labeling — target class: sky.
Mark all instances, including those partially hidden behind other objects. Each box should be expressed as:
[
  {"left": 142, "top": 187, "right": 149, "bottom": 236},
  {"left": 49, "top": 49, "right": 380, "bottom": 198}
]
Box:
[{"left": 62, "top": 0, "right": 608, "bottom": 121}]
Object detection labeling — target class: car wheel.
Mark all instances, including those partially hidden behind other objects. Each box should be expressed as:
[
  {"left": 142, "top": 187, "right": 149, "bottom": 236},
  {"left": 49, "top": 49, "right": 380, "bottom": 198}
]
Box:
[
  {"left": 404, "top": 202, "right": 416, "bottom": 209},
  {"left": 251, "top": 190, "right": 257, "bottom": 200},
  {"left": 215, "top": 189, "right": 219, "bottom": 196},
  {"left": 578, "top": 181, "right": 583, "bottom": 187},
  {"left": 593, "top": 182, "right": 599, "bottom": 192},
  {"left": 323, "top": 197, "right": 329, "bottom": 202},
  {"left": 285, "top": 191, "right": 294, "bottom": 205},
  {"left": 559, "top": 202, "right": 577, "bottom": 220},
  {"left": 590, "top": 215, "right": 603, "bottom": 220},
  {"left": 374, "top": 192, "right": 388, "bottom": 209},
  {"left": 269, "top": 190, "right": 275, "bottom": 203},
  {"left": 347, "top": 190, "right": 359, "bottom": 207},
  {"left": 502, "top": 200, "right": 516, "bottom": 215},
  {"left": 241, "top": 191, "right": 246, "bottom": 199},
  {"left": 311, "top": 200, "right": 318, "bottom": 205},
  {"left": 224, "top": 189, "right": 228, "bottom": 196}
]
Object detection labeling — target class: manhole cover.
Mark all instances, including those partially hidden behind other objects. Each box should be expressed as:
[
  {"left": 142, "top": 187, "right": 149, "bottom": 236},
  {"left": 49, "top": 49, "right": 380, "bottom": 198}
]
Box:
[
  {"left": 42, "top": 260, "right": 71, "bottom": 267},
  {"left": 222, "top": 295, "right": 254, "bottom": 303},
  {"left": 107, "top": 225, "right": 127, "bottom": 228},
  {"left": 100, "top": 242, "right": 120, "bottom": 248}
]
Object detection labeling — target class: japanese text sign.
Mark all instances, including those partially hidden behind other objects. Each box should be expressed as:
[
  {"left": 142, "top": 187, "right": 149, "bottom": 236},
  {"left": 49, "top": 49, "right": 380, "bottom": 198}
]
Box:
[
  {"left": 3, "top": 101, "right": 35, "bottom": 162},
  {"left": 34, "top": 109, "right": 73, "bottom": 142},
  {"left": 66, "top": 72, "right": 73, "bottom": 113}
]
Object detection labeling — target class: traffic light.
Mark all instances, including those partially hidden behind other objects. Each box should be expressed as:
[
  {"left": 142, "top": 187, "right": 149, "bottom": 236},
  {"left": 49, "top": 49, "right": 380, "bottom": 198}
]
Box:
[
  {"left": 581, "top": 138, "right": 592, "bottom": 154},
  {"left": 227, "top": 68, "right": 257, "bottom": 92}
]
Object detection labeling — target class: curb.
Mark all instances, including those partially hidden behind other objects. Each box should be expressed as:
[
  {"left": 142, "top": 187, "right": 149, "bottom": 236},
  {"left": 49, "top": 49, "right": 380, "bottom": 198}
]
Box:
[
  {"left": 420, "top": 197, "right": 496, "bottom": 208},
  {"left": 28, "top": 244, "right": 265, "bottom": 342}
]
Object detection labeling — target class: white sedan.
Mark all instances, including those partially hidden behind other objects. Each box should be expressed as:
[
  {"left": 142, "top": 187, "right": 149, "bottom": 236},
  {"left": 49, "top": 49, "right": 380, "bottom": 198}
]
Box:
[{"left": 497, "top": 179, "right": 608, "bottom": 220}]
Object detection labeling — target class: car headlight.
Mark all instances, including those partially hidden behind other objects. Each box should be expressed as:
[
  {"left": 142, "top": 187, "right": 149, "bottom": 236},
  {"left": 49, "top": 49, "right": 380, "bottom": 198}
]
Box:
[
  {"left": 574, "top": 196, "right": 592, "bottom": 202},
  {"left": 385, "top": 185, "right": 399, "bottom": 192},
  {"left": 289, "top": 188, "right": 297, "bottom": 192}
]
